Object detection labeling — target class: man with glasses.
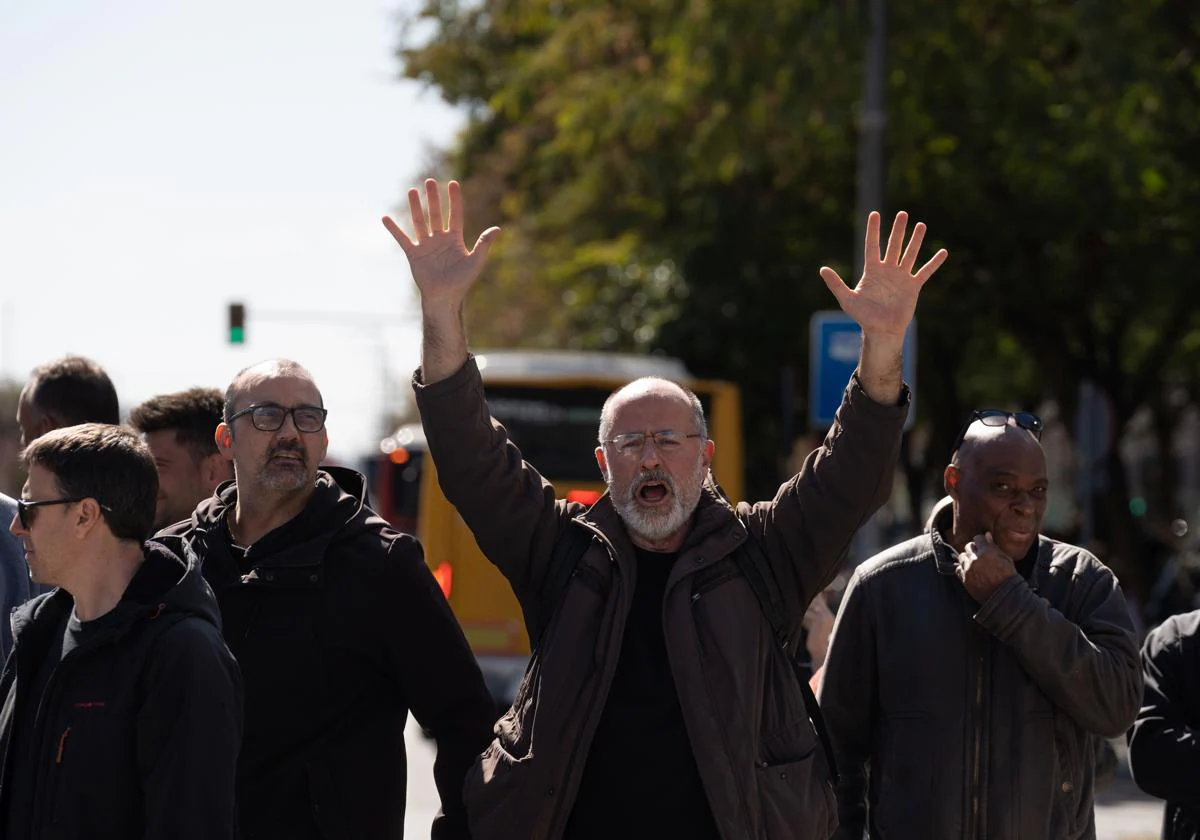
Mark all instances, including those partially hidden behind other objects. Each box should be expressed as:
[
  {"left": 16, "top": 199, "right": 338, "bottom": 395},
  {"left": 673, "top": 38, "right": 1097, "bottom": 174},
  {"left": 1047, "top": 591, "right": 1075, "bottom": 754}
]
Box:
[
  {"left": 389, "top": 179, "right": 947, "bottom": 840},
  {"left": 0, "top": 423, "right": 241, "bottom": 839},
  {"left": 162, "top": 358, "right": 495, "bottom": 840},
  {"left": 820, "top": 409, "right": 1141, "bottom": 839}
]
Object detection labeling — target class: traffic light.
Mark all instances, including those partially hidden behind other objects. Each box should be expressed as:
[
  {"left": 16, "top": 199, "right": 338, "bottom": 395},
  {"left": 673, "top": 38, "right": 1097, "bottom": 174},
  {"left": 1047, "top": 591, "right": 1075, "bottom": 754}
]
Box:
[{"left": 228, "top": 303, "right": 245, "bottom": 344}]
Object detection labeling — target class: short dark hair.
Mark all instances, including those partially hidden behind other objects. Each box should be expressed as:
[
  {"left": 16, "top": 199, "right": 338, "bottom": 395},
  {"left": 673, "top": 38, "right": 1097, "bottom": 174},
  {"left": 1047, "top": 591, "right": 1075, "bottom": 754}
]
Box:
[
  {"left": 129, "top": 388, "right": 224, "bottom": 462},
  {"left": 21, "top": 424, "right": 158, "bottom": 541},
  {"left": 27, "top": 355, "right": 120, "bottom": 427}
]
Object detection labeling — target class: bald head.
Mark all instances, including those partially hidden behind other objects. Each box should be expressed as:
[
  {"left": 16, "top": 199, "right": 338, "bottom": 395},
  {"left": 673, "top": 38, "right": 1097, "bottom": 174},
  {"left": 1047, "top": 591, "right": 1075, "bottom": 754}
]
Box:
[
  {"left": 598, "top": 377, "right": 707, "bottom": 443},
  {"left": 945, "top": 417, "right": 1047, "bottom": 559},
  {"left": 223, "top": 360, "right": 322, "bottom": 425},
  {"left": 953, "top": 419, "right": 1043, "bottom": 471}
]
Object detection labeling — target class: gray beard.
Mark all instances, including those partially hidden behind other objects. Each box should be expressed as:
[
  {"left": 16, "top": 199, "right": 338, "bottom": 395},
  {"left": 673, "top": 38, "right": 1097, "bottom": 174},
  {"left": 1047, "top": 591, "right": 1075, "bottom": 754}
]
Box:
[{"left": 611, "top": 465, "right": 706, "bottom": 544}]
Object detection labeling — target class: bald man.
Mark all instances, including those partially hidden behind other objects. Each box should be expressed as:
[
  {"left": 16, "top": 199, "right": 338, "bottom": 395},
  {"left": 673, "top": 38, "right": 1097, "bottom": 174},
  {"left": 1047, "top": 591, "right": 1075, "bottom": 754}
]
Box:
[
  {"left": 159, "top": 360, "right": 495, "bottom": 840},
  {"left": 391, "top": 179, "right": 947, "bottom": 840},
  {"left": 820, "top": 410, "right": 1142, "bottom": 840}
]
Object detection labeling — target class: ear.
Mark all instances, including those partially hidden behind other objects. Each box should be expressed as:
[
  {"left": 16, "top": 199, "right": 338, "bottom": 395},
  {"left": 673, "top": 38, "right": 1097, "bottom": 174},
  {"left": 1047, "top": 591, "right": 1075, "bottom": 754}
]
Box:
[
  {"left": 74, "top": 497, "right": 106, "bottom": 538},
  {"left": 702, "top": 438, "right": 715, "bottom": 467},
  {"left": 201, "top": 452, "right": 233, "bottom": 490},
  {"left": 215, "top": 423, "right": 235, "bottom": 459},
  {"left": 944, "top": 464, "right": 960, "bottom": 499},
  {"left": 595, "top": 446, "right": 609, "bottom": 481},
  {"left": 318, "top": 431, "right": 329, "bottom": 464},
  {"left": 36, "top": 414, "right": 57, "bottom": 439}
]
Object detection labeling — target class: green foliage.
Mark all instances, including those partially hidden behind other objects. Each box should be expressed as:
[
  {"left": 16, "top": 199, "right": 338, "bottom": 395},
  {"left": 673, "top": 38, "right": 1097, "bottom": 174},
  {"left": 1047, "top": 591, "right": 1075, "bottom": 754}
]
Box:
[{"left": 399, "top": 0, "right": 1200, "bottom": 584}]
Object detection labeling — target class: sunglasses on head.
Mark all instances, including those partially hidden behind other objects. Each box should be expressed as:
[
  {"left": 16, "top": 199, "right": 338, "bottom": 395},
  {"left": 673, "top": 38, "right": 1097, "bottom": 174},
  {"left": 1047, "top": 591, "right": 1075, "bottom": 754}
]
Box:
[{"left": 951, "top": 409, "right": 1043, "bottom": 457}]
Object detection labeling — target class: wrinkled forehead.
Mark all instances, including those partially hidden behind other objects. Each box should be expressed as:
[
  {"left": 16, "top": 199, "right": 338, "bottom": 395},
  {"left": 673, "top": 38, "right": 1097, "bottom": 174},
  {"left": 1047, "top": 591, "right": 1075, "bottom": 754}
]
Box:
[
  {"left": 608, "top": 381, "right": 695, "bottom": 432},
  {"left": 231, "top": 371, "right": 324, "bottom": 413}
]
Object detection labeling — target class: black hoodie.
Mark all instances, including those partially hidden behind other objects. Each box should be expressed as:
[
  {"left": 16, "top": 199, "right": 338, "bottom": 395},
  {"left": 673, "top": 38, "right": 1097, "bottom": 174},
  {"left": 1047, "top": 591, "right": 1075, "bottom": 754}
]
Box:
[
  {"left": 166, "top": 466, "right": 495, "bottom": 840},
  {"left": 0, "top": 539, "right": 242, "bottom": 840}
]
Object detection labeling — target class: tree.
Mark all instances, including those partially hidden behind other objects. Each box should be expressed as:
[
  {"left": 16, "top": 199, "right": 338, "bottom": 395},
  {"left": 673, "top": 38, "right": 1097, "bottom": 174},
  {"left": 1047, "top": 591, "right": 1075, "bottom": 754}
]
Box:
[{"left": 399, "top": 0, "right": 1200, "bottom": 597}]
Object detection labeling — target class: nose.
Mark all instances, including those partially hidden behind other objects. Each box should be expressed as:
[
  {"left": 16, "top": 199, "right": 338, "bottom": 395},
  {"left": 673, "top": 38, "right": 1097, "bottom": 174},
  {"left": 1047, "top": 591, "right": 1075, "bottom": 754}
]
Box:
[
  {"left": 1011, "top": 490, "right": 1036, "bottom": 515},
  {"left": 9, "top": 511, "right": 24, "bottom": 538},
  {"left": 638, "top": 438, "right": 663, "bottom": 468}
]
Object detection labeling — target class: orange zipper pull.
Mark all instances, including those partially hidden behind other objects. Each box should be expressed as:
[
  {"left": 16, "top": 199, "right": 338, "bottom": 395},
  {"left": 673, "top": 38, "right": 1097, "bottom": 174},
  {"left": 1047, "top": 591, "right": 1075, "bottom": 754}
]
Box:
[{"left": 56, "top": 727, "right": 70, "bottom": 764}]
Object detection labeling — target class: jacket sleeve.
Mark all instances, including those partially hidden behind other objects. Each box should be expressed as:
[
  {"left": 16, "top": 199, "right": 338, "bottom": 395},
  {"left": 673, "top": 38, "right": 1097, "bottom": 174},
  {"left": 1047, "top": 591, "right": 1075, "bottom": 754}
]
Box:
[
  {"left": 137, "top": 620, "right": 243, "bottom": 840},
  {"left": 382, "top": 534, "right": 497, "bottom": 840},
  {"left": 1127, "top": 614, "right": 1200, "bottom": 804},
  {"left": 746, "top": 376, "right": 907, "bottom": 628},
  {"left": 817, "top": 569, "right": 876, "bottom": 840},
  {"left": 972, "top": 561, "right": 1141, "bottom": 738},
  {"left": 413, "top": 357, "right": 568, "bottom": 605}
]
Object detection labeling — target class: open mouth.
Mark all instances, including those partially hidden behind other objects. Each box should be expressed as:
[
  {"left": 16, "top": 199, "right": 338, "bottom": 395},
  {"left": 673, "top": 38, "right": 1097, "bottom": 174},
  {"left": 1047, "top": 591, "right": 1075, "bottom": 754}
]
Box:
[{"left": 635, "top": 481, "right": 671, "bottom": 506}]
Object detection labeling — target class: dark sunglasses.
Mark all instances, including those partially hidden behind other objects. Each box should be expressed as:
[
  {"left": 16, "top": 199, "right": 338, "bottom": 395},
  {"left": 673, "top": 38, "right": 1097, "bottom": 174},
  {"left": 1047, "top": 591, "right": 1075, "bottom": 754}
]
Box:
[
  {"left": 16, "top": 497, "right": 112, "bottom": 530},
  {"left": 228, "top": 402, "right": 328, "bottom": 434},
  {"left": 951, "top": 408, "right": 1043, "bottom": 457}
]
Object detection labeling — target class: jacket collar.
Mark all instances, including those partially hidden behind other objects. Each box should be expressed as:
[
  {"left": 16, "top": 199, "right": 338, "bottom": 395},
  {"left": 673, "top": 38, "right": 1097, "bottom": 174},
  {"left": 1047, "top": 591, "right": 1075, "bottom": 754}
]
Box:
[{"left": 926, "top": 495, "right": 1052, "bottom": 589}]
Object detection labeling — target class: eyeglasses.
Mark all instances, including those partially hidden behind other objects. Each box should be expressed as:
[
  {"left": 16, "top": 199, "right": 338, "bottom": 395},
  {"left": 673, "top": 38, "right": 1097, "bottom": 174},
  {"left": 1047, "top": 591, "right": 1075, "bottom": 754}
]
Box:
[
  {"left": 16, "top": 497, "right": 112, "bottom": 530},
  {"left": 228, "top": 403, "right": 328, "bottom": 434},
  {"left": 951, "top": 408, "right": 1044, "bottom": 456},
  {"left": 602, "top": 430, "right": 702, "bottom": 458}
]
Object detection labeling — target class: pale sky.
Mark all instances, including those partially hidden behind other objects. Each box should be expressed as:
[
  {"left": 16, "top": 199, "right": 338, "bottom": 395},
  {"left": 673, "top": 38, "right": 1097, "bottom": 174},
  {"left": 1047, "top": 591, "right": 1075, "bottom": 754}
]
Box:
[{"left": 0, "top": 0, "right": 463, "bottom": 462}]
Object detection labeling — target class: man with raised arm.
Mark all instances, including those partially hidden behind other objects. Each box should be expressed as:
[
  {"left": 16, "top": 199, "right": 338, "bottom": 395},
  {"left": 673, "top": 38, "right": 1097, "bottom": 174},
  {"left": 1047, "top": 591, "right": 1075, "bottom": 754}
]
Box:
[{"left": 386, "top": 179, "right": 947, "bottom": 840}]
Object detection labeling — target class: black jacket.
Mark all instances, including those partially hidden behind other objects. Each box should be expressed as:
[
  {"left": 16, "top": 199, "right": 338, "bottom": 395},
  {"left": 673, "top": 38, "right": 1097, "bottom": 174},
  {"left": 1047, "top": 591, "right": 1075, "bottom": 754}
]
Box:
[
  {"left": 1128, "top": 609, "right": 1200, "bottom": 840},
  {"left": 0, "top": 540, "right": 242, "bottom": 840},
  {"left": 167, "top": 466, "right": 495, "bottom": 840},
  {"left": 820, "top": 498, "right": 1141, "bottom": 840}
]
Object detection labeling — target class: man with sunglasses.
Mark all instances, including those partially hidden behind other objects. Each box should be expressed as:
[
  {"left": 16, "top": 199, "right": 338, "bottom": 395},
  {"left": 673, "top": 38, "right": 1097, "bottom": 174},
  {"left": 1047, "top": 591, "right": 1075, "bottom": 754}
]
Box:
[
  {"left": 160, "top": 359, "right": 495, "bottom": 840},
  {"left": 389, "top": 179, "right": 947, "bottom": 840},
  {"left": 0, "top": 423, "right": 241, "bottom": 839},
  {"left": 821, "top": 409, "right": 1141, "bottom": 839}
]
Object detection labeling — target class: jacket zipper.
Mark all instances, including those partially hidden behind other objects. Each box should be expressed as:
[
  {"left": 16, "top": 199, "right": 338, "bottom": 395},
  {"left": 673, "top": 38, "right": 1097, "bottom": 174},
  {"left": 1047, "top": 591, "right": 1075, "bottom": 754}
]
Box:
[{"left": 545, "top": 530, "right": 623, "bottom": 840}]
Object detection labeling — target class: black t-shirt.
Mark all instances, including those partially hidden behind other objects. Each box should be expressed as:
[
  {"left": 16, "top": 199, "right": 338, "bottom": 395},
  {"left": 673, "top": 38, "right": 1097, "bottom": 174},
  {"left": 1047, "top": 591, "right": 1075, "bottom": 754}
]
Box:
[
  {"left": 564, "top": 546, "right": 720, "bottom": 840},
  {"left": 4, "top": 607, "right": 118, "bottom": 839}
]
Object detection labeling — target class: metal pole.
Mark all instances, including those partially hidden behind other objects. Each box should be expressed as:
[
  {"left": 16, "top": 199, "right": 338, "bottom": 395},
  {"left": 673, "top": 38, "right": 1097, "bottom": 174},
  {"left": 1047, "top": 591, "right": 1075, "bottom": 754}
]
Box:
[{"left": 850, "top": 0, "right": 888, "bottom": 564}]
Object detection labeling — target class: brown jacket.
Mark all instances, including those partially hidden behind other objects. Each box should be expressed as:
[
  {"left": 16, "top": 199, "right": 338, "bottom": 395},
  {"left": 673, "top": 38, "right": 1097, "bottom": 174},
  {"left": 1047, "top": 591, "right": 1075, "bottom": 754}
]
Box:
[{"left": 414, "top": 357, "right": 908, "bottom": 840}]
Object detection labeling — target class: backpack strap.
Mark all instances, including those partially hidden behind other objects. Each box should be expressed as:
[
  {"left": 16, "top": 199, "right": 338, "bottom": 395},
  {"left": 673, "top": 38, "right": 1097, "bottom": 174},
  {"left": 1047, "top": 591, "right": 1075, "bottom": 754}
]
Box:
[
  {"left": 523, "top": 521, "right": 595, "bottom": 651},
  {"left": 733, "top": 529, "right": 840, "bottom": 785}
]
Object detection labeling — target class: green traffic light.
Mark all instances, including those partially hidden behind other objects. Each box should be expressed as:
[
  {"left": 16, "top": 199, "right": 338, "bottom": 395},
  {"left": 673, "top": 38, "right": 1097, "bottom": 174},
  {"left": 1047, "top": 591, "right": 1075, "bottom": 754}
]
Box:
[{"left": 230, "top": 327, "right": 245, "bottom": 344}]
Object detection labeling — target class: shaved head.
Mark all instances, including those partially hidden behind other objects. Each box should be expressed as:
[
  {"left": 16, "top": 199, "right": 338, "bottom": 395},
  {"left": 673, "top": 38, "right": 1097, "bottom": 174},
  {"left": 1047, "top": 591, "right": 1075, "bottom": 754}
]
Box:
[
  {"left": 953, "top": 420, "right": 1041, "bottom": 469},
  {"left": 224, "top": 360, "right": 322, "bottom": 424},
  {"left": 598, "top": 377, "right": 707, "bottom": 443}
]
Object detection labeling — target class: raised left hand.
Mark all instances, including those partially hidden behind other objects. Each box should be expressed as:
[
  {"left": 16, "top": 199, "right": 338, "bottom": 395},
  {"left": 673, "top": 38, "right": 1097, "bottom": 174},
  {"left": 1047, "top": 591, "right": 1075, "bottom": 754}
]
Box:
[{"left": 819, "top": 211, "right": 948, "bottom": 339}]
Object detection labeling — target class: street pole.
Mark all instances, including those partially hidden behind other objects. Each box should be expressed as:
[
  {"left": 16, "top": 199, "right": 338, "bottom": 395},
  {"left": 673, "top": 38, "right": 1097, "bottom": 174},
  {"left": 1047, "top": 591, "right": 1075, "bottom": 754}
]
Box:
[{"left": 850, "top": 0, "right": 889, "bottom": 564}]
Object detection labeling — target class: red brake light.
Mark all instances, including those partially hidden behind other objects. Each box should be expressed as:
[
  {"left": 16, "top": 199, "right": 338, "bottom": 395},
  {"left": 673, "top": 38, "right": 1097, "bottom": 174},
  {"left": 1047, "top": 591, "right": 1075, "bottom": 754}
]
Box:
[{"left": 432, "top": 562, "right": 453, "bottom": 600}]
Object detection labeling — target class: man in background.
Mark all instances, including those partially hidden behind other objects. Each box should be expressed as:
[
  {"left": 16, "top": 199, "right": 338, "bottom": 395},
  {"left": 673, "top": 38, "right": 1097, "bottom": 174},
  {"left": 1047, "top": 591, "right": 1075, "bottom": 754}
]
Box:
[
  {"left": 130, "top": 387, "right": 233, "bottom": 530},
  {"left": 16, "top": 355, "right": 120, "bottom": 447},
  {"left": 0, "top": 493, "right": 29, "bottom": 660}
]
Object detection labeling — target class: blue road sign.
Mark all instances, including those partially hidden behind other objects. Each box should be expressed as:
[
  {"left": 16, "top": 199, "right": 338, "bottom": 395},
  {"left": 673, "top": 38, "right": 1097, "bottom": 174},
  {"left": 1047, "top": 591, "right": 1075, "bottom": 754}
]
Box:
[{"left": 809, "top": 311, "right": 916, "bottom": 430}]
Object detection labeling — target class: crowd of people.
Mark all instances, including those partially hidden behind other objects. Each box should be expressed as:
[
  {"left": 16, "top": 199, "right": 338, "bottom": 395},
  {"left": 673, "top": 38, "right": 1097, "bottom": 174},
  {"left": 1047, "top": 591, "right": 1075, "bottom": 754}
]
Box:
[{"left": 0, "top": 179, "right": 1194, "bottom": 840}]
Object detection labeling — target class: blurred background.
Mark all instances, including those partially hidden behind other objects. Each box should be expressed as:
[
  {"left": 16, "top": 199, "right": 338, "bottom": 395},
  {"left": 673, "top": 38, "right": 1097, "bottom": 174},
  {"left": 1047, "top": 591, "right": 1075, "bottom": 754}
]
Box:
[{"left": 5, "top": 1, "right": 1197, "bottom": 834}]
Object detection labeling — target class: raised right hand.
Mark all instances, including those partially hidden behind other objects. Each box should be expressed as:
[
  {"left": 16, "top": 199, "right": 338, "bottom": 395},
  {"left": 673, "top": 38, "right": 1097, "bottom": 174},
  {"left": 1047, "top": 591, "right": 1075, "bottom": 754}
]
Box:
[{"left": 382, "top": 178, "right": 501, "bottom": 307}]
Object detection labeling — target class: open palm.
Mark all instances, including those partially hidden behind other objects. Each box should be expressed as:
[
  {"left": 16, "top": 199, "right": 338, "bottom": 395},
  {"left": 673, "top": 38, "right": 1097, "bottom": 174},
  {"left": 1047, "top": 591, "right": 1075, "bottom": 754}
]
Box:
[
  {"left": 382, "top": 179, "right": 500, "bottom": 306},
  {"left": 819, "top": 211, "right": 948, "bottom": 338}
]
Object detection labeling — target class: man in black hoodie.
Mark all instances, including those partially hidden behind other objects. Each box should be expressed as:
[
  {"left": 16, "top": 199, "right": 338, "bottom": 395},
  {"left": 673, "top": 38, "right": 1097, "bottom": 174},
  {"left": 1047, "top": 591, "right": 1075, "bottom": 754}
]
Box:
[
  {"left": 167, "top": 358, "right": 495, "bottom": 840},
  {"left": 0, "top": 423, "right": 241, "bottom": 839}
]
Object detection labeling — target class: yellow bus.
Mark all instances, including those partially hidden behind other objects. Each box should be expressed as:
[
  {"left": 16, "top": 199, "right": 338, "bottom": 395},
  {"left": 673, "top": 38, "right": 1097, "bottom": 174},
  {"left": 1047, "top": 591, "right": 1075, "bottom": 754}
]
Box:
[{"left": 368, "top": 350, "right": 744, "bottom": 706}]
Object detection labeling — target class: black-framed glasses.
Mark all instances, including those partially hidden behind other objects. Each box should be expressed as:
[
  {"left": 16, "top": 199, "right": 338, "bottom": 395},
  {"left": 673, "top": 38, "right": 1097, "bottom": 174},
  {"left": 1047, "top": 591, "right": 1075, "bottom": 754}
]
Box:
[
  {"left": 16, "top": 497, "right": 112, "bottom": 530},
  {"left": 951, "top": 408, "right": 1044, "bottom": 456},
  {"left": 228, "top": 403, "right": 328, "bottom": 434},
  {"left": 602, "top": 430, "right": 702, "bottom": 459}
]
